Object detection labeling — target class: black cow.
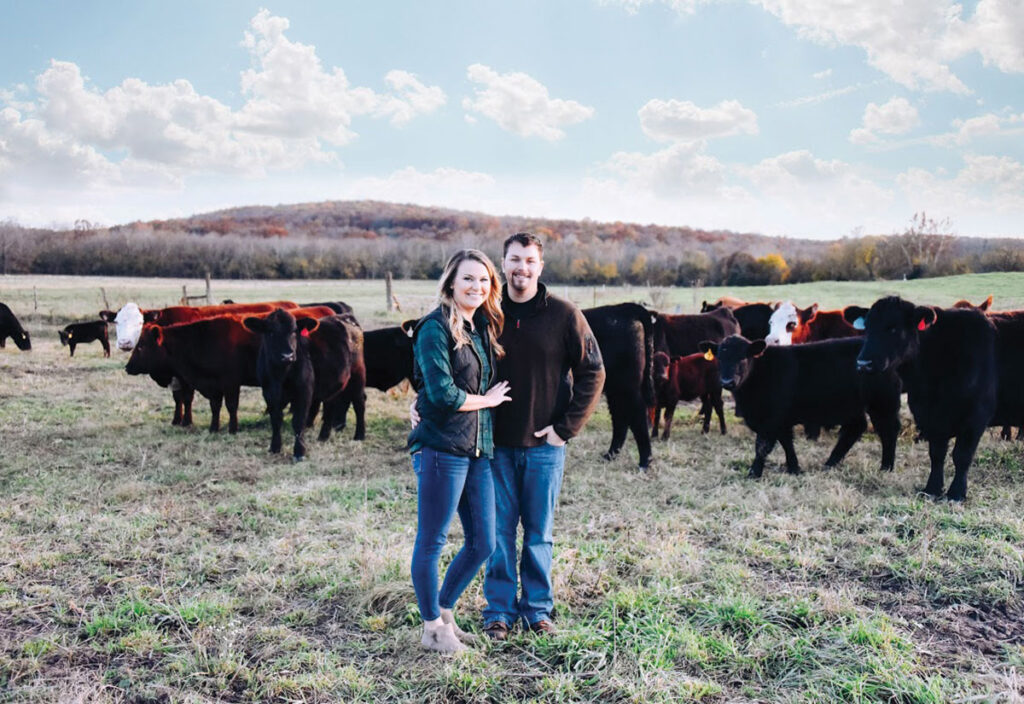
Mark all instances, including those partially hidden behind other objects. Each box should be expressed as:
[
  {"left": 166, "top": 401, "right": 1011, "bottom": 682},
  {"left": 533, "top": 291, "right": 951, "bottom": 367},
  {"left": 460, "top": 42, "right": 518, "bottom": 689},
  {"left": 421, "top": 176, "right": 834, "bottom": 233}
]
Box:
[
  {"left": 699, "top": 335, "right": 900, "bottom": 478},
  {"left": 652, "top": 351, "right": 725, "bottom": 438},
  {"left": 0, "top": 303, "right": 31, "bottom": 350},
  {"left": 701, "top": 301, "right": 773, "bottom": 341},
  {"left": 583, "top": 303, "right": 655, "bottom": 469},
  {"left": 244, "top": 310, "right": 366, "bottom": 460},
  {"left": 59, "top": 320, "right": 110, "bottom": 357},
  {"left": 845, "top": 298, "right": 997, "bottom": 501},
  {"left": 301, "top": 301, "right": 354, "bottom": 315},
  {"left": 655, "top": 307, "right": 740, "bottom": 358},
  {"left": 987, "top": 311, "right": 1024, "bottom": 440},
  {"left": 363, "top": 320, "right": 418, "bottom": 391}
]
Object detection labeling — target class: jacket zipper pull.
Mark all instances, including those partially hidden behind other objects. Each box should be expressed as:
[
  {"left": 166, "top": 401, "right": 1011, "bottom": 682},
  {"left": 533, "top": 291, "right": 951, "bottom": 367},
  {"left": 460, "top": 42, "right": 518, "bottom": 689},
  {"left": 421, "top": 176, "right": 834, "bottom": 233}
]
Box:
[{"left": 516, "top": 319, "right": 520, "bottom": 329}]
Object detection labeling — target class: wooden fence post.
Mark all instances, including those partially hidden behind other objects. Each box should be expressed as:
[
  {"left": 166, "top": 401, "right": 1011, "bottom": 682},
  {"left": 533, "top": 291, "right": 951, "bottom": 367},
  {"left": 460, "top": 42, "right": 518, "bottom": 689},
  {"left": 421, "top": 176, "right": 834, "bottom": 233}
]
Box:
[{"left": 386, "top": 272, "right": 393, "bottom": 312}]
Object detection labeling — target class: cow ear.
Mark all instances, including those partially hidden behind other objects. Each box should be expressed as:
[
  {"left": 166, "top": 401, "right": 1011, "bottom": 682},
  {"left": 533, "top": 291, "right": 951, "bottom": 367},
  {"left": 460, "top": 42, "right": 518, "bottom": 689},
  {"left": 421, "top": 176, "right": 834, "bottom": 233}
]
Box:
[
  {"left": 799, "top": 303, "right": 818, "bottom": 323},
  {"left": 773, "top": 301, "right": 783, "bottom": 311},
  {"left": 297, "top": 318, "right": 319, "bottom": 333},
  {"left": 99, "top": 310, "right": 115, "bottom": 322},
  {"left": 698, "top": 341, "right": 718, "bottom": 355},
  {"left": 700, "top": 300, "right": 710, "bottom": 312},
  {"left": 843, "top": 306, "right": 869, "bottom": 328},
  {"left": 748, "top": 340, "right": 767, "bottom": 358},
  {"left": 401, "top": 319, "right": 417, "bottom": 337},
  {"left": 243, "top": 317, "right": 266, "bottom": 333},
  {"left": 142, "top": 310, "right": 160, "bottom": 323},
  {"left": 981, "top": 295, "right": 993, "bottom": 312},
  {"left": 914, "top": 306, "right": 937, "bottom": 331}
]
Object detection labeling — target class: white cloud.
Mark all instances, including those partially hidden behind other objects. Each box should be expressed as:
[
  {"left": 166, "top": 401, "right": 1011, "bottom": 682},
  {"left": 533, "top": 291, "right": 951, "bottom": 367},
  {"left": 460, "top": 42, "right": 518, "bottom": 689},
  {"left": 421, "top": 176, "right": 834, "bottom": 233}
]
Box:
[
  {"left": 775, "top": 83, "right": 861, "bottom": 108},
  {"left": 606, "top": 0, "right": 1024, "bottom": 94},
  {"left": 638, "top": 99, "right": 758, "bottom": 142},
  {"left": 0, "top": 10, "right": 446, "bottom": 193},
  {"left": 461, "top": 64, "right": 594, "bottom": 140},
  {"left": 849, "top": 97, "right": 920, "bottom": 144},
  {"left": 897, "top": 154, "right": 1024, "bottom": 218},
  {"left": 812, "top": 68, "right": 832, "bottom": 79},
  {"left": 600, "top": 141, "right": 727, "bottom": 197},
  {"left": 925, "top": 111, "right": 1024, "bottom": 146}
]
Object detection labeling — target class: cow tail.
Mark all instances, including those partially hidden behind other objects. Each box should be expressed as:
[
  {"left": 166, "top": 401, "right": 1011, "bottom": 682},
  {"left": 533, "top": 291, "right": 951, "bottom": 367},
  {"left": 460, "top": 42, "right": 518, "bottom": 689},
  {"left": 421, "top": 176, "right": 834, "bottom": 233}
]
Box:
[{"left": 641, "top": 308, "right": 656, "bottom": 408}]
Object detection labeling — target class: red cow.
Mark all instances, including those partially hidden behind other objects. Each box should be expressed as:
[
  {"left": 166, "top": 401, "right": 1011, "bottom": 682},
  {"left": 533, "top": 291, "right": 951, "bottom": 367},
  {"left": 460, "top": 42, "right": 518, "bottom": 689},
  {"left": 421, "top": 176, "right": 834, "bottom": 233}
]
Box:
[
  {"left": 125, "top": 306, "right": 335, "bottom": 432},
  {"left": 651, "top": 351, "right": 726, "bottom": 439},
  {"left": 766, "top": 302, "right": 861, "bottom": 346}
]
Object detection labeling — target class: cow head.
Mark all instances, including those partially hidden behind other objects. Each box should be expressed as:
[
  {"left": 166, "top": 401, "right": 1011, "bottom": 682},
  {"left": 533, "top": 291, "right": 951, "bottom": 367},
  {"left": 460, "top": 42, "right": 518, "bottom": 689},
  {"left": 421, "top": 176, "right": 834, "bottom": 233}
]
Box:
[
  {"left": 652, "top": 351, "right": 671, "bottom": 391},
  {"left": 700, "top": 335, "right": 765, "bottom": 391},
  {"left": 12, "top": 329, "right": 31, "bottom": 351},
  {"left": 244, "top": 309, "right": 318, "bottom": 367},
  {"left": 766, "top": 301, "right": 818, "bottom": 346},
  {"left": 108, "top": 303, "right": 145, "bottom": 351},
  {"left": 700, "top": 300, "right": 718, "bottom": 313},
  {"left": 125, "top": 325, "right": 166, "bottom": 376},
  {"left": 848, "top": 297, "right": 934, "bottom": 374},
  {"left": 59, "top": 329, "right": 71, "bottom": 346}
]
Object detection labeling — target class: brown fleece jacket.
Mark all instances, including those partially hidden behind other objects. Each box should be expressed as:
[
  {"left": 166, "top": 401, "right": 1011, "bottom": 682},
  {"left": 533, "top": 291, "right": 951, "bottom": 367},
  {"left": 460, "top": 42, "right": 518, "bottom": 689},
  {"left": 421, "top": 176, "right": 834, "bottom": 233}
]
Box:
[{"left": 493, "top": 283, "right": 605, "bottom": 446}]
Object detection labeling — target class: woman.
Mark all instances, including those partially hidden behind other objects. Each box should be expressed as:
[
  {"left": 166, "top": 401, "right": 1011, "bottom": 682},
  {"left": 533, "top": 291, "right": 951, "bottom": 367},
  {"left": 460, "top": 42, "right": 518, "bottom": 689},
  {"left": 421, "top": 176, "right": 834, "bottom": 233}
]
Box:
[{"left": 409, "top": 249, "right": 511, "bottom": 653}]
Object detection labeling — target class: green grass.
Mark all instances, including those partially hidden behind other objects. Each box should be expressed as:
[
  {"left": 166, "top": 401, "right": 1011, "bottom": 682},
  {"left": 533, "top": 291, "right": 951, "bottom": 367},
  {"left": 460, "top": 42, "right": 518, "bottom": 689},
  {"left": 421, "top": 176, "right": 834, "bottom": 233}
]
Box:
[{"left": 1, "top": 274, "right": 1023, "bottom": 701}]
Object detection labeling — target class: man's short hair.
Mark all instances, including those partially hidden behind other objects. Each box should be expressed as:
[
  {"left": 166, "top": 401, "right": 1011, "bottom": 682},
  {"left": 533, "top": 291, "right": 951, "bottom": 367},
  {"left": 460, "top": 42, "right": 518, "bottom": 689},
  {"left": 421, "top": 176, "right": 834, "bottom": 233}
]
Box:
[{"left": 503, "top": 232, "right": 544, "bottom": 258}]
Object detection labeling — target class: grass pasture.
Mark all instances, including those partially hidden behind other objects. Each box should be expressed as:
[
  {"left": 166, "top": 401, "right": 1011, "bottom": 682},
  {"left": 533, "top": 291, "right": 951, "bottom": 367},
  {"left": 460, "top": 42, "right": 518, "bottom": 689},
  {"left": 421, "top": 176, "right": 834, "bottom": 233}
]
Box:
[{"left": 1, "top": 273, "right": 1023, "bottom": 703}]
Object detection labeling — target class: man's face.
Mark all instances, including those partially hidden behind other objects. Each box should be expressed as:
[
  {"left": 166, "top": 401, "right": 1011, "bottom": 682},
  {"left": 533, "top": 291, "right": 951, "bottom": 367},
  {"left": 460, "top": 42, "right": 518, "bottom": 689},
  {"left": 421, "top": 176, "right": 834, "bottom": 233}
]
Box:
[{"left": 503, "top": 242, "right": 543, "bottom": 299}]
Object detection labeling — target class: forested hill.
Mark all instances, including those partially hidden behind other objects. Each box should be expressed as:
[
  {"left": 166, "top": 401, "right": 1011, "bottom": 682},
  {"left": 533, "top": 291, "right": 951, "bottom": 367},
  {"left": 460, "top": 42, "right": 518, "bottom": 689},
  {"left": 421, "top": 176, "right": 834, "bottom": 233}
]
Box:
[
  {"left": 2, "top": 201, "right": 1024, "bottom": 284},
  {"left": 149, "top": 200, "right": 831, "bottom": 261}
]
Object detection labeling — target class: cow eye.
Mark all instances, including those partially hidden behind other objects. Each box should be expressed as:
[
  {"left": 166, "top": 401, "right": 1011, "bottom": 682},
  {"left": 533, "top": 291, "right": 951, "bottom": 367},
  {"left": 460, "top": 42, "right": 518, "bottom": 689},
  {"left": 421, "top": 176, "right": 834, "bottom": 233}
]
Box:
[{"left": 785, "top": 322, "right": 796, "bottom": 332}]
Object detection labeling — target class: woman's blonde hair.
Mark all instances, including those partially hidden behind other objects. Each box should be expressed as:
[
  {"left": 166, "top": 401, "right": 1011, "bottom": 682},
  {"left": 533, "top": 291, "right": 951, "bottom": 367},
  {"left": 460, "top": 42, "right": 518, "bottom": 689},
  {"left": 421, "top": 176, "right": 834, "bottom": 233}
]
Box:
[{"left": 438, "top": 249, "right": 505, "bottom": 358}]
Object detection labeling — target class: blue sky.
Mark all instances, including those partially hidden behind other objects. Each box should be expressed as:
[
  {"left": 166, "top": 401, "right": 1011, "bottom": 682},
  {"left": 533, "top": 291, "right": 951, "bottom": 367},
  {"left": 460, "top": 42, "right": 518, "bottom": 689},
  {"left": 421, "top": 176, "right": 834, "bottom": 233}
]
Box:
[{"left": 1, "top": 0, "right": 1022, "bottom": 238}]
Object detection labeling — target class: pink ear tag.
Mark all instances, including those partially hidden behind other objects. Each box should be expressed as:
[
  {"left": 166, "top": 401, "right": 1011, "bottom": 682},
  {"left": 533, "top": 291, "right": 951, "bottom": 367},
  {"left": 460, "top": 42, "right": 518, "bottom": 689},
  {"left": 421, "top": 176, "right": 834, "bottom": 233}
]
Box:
[
  {"left": 300, "top": 328, "right": 310, "bottom": 338},
  {"left": 917, "top": 319, "right": 927, "bottom": 331}
]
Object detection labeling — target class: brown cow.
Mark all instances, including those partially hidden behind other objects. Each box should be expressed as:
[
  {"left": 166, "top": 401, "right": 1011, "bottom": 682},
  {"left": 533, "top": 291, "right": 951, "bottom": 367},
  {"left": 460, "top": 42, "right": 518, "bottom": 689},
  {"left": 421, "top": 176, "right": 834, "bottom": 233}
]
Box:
[{"left": 651, "top": 351, "right": 725, "bottom": 439}]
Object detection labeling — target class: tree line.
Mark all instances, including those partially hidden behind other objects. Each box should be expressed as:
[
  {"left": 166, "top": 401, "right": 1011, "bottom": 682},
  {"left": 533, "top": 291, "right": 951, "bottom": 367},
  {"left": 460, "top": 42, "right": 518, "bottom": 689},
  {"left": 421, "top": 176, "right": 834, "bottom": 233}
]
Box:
[{"left": 2, "top": 206, "right": 1023, "bottom": 285}]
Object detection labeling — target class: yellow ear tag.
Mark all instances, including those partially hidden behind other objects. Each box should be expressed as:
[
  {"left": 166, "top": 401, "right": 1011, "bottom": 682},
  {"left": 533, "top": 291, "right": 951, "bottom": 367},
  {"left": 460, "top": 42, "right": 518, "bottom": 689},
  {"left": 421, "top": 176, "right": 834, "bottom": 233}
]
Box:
[{"left": 704, "top": 349, "right": 715, "bottom": 361}]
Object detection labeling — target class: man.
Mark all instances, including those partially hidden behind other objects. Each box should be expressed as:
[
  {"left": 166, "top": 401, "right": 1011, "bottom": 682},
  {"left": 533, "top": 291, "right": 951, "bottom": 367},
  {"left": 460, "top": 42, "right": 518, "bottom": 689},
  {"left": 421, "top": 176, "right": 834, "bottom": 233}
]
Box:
[{"left": 481, "top": 232, "right": 605, "bottom": 640}]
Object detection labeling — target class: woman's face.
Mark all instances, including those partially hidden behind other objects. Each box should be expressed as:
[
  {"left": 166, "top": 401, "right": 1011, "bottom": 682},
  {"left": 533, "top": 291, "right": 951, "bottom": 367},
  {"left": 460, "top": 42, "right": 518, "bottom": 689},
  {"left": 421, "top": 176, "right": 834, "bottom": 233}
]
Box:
[{"left": 451, "top": 259, "right": 491, "bottom": 314}]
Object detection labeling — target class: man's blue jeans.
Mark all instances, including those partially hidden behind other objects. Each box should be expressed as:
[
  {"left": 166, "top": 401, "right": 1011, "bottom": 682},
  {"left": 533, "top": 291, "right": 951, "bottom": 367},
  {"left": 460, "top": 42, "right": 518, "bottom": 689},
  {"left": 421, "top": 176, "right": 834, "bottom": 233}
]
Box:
[
  {"left": 411, "top": 447, "right": 496, "bottom": 622},
  {"left": 482, "top": 443, "right": 566, "bottom": 628}
]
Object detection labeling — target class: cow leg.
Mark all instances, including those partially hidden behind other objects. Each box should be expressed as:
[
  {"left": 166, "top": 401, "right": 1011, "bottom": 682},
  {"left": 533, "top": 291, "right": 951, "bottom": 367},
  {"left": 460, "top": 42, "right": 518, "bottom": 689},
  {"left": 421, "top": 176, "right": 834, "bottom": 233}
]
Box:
[
  {"left": 225, "top": 387, "right": 241, "bottom": 434},
  {"left": 101, "top": 337, "right": 110, "bottom": 358},
  {"left": 180, "top": 384, "right": 194, "bottom": 427},
  {"left": 352, "top": 389, "right": 366, "bottom": 441},
  {"left": 1017, "top": 426, "right": 1024, "bottom": 441},
  {"left": 946, "top": 428, "right": 984, "bottom": 502},
  {"left": 778, "top": 427, "right": 801, "bottom": 475},
  {"left": 317, "top": 397, "right": 336, "bottom": 442},
  {"left": 749, "top": 433, "right": 777, "bottom": 478},
  {"left": 603, "top": 394, "right": 628, "bottom": 460},
  {"left": 868, "top": 409, "right": 899, "bottom": 472},
  {"left": 804, "top": 423, "right": 820, "bottom": 441},
  {"left": 651, "top": 404, "right": 662, "bottom": 438},
  {"left": 208, "top": 394, "right": 223, "bottom": 433},
  {"left": 307, "top": 399, "right": 321, "bottom": 429},
  {"left": 923, "top": 436, "right": 950, "bottom": 498},
  {"left": 713, "top": 392, "right": 726, "bottom": 435},
  {"left": 333, "top": 396, "right": 352, "bottom": 432},
  {"left": 266, "top": 392, "right": 284, "bottom": 454},
  {"left": 698, "top": 394, "right": 712, "bottom": 434},
  {"left": 662, "top": 401, "right": 677, "bottom": 440},
  {"left": 292, "top": 390, "right": 312, "bottom": 461},
  {"left": 69, "top": 342, "right": 76, "bottom": 357},
  {"left": 171, "top": 388, "right": 183, "bottom": 426},
  {"left": 1001, "top": 425, "right": 1012, "bottom": 441},
  {"left": 824, "top": 414, "right": 867, "bottom": 468},
  {"left": 627, "top": 394, "right": 652, "bottom": 469}
]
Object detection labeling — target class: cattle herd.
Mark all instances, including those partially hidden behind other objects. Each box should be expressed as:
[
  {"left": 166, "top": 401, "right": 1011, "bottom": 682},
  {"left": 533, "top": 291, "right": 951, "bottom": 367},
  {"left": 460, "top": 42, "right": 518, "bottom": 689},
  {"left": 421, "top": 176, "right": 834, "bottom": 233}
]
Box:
[{"left": 1, "top": 292, "right": 1021, "bottom": 501}]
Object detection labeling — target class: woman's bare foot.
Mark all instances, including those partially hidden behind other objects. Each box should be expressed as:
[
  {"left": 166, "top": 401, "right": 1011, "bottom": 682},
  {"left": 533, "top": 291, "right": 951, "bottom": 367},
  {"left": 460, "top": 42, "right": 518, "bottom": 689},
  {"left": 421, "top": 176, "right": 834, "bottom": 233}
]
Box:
[
  {"left": 421, "top": 619, "right": 467, "bottom": 653},
  {"left": 440, "top": 607, "right": 479, "bottom": 643}
]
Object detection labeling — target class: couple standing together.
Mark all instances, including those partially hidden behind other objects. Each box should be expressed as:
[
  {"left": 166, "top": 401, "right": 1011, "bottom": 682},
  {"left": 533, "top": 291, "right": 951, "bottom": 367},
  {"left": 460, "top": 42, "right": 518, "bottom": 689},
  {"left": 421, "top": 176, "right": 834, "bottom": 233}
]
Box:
[{"left": 408, "top": 232, "right": 606, "bottom": 653}]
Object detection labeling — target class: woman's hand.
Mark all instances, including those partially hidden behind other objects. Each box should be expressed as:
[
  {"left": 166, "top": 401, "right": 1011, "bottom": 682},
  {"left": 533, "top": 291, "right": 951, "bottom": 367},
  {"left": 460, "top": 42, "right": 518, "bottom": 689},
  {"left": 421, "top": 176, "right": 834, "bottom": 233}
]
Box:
[{"left": 483, "top": 380, "right": 512, "bottom": 408}]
